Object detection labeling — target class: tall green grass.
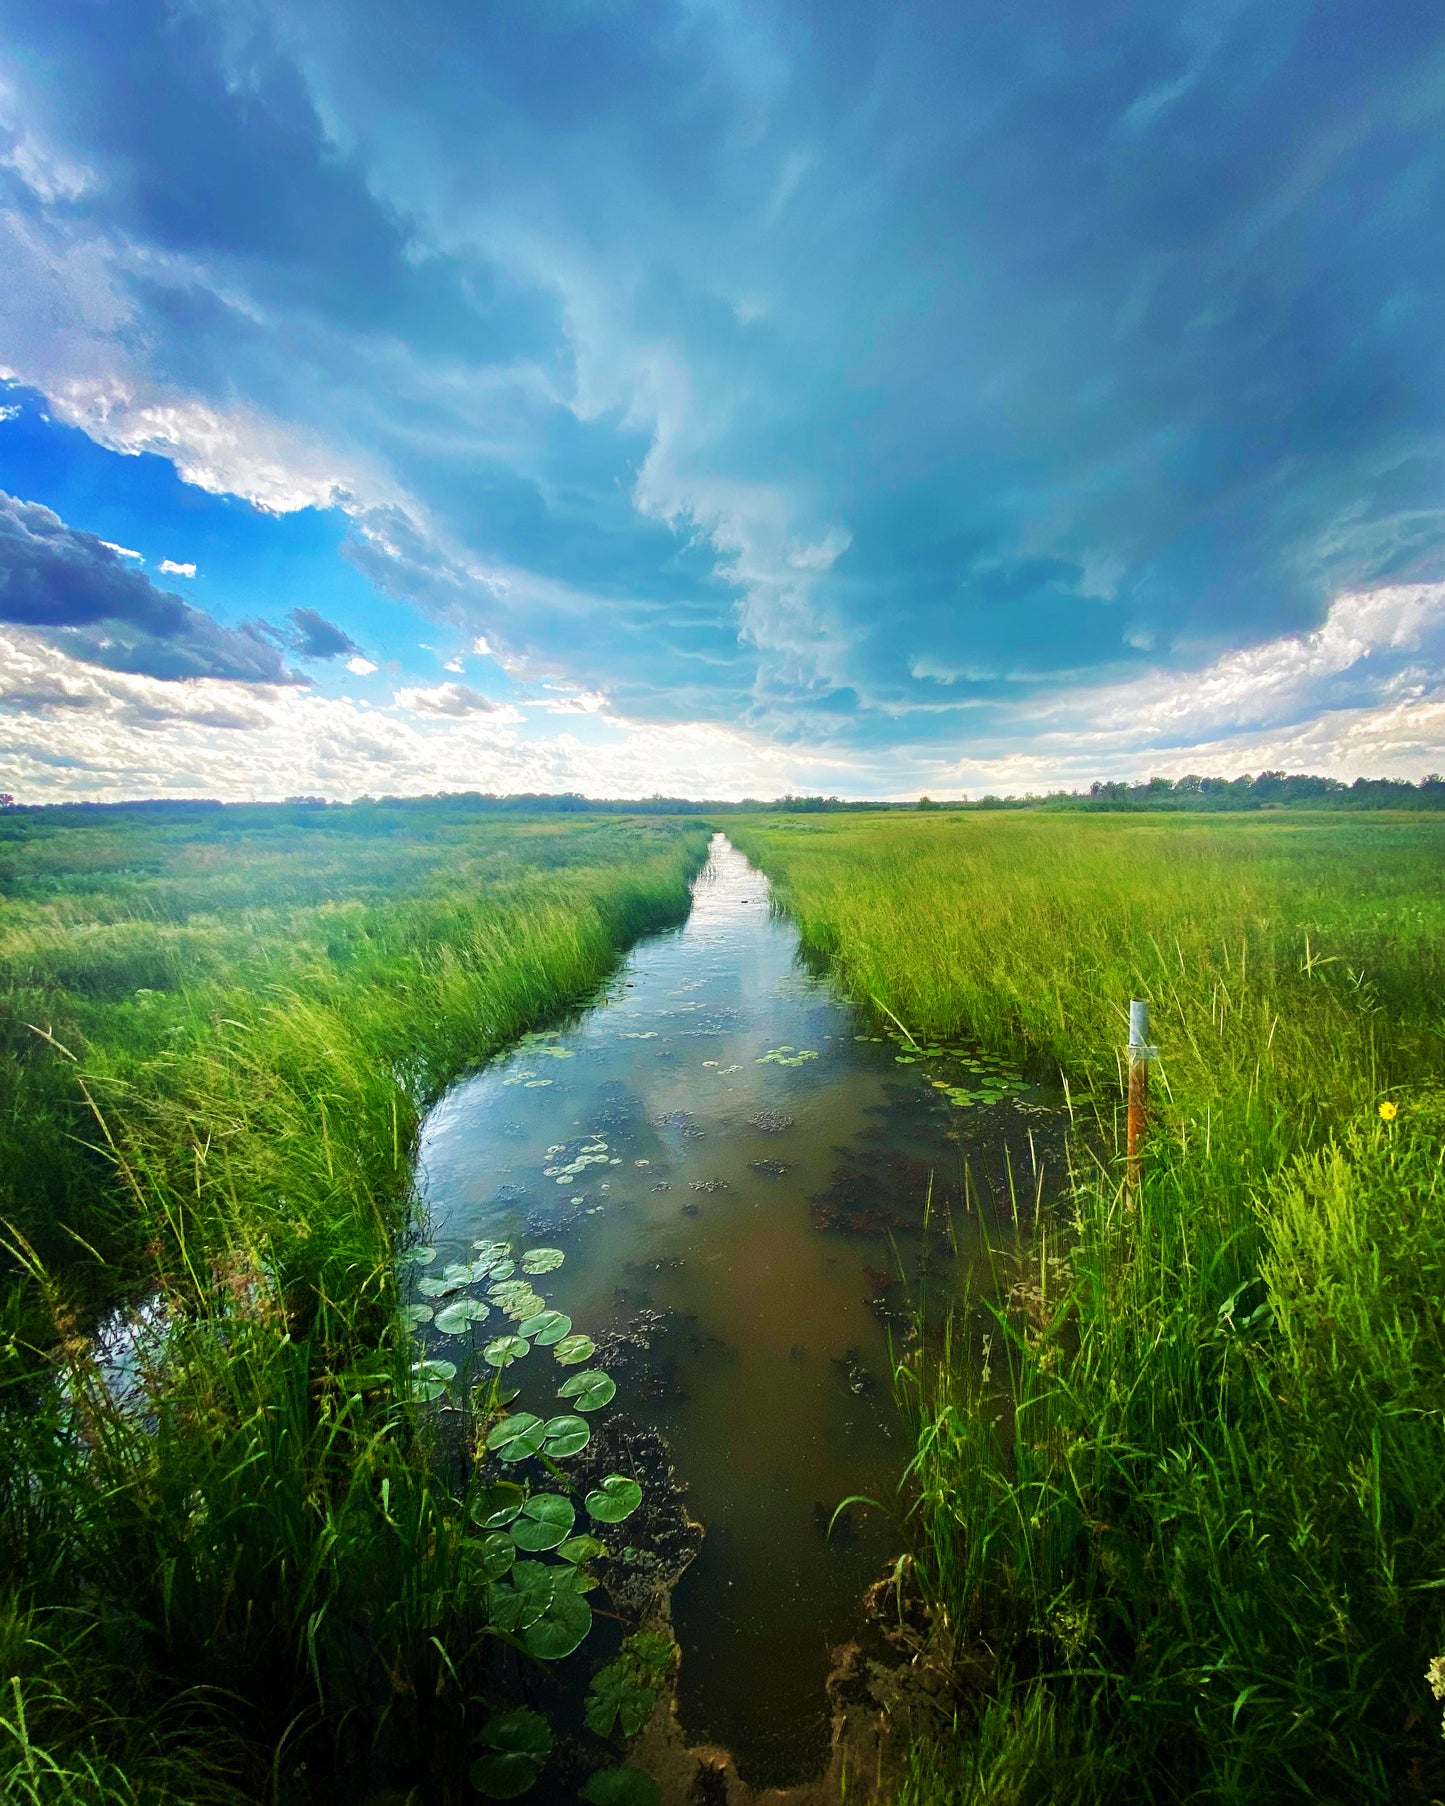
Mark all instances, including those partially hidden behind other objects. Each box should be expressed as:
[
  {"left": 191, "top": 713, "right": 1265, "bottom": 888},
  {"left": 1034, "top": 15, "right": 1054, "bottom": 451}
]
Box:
[
  {"left": 729, "top": 810, "right": 1445, "bottom": 1804},
  {"left": 0, "top": 803, "right": 709, "bottom": 1801}
]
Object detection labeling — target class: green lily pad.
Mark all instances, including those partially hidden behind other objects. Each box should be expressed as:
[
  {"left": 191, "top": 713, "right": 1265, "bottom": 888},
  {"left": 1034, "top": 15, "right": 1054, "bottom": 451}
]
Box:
[
  {"left": 581, "top": 1767, "right": 660, "bottom": 1806},
  {"left": 585, "top": 1475, "right": 643, "bottom": 1523},
  {"left": 441, "top": 1262, "right": 474, "bottom": 1285},
  {"left": 483, "top": 1335, "right": 531, "bottom": 1369},
  {"left": 558, "top": 1533, "right": 607, "bottom": 1565},
  {"left": 508, "top": 1492, "right": 576, "bottom": 1552},
  {"left": 540, "top": 1414, "right": 591, "bottom": 1458},
  {"left": 472, "top": 1239, "right": 511, "bottom": 1260},
  {"left": 554, "top": 1333, "right": 596, "bottom": 1366},
  {"left": 521, "top": 1247, "right": 565, "bottom": 1274},
  {"left": 469, "top": 1707, "right": 552, "bottom": 1797},
  {"left": 481, "top": 1705, "right": 552, "bottom": 1760},
  {"left": 473, "top": 1531, "right": 517, "bottom": 1580},
  {"left": 520, "top": 1581, "right": 592, "bottom": 1660},
  {"left": 519, "top": 1309, "right": 571, "bottom": 1345},
  {"left": 557, "top": 1369, "right": 616, "bottom": 1412},
  {"left": 417, "top": 1275, "right": 468, "bottom": 1298},
  {"left": 502, "top": 1290, "right": 547, "bottom": 1321},
  {"left": 399, "top": 1303, "right": 433, "bottom": 1328},
  {"left": 486, "top": 1561, "right": 555, "bottom": 1633},
  {"left": 434, "top": 1298, "right": 490, "bottom": 1335},
  {"left": 410, "top": 1357, "right": 456, "bottom": 1401},
  {"left": 489, "top": 1278, "right": 536, "bottom": 1304},
  {"left": 469, "top": 1752, "right": 540, "bottom": 1799},
  {"left": 471, "top": 1480, "right": 526, "bottom": 1529},
  {"left": 397, "top": 1245, "right": 436, "bottom": 1267},
  {"left": 486, "top": 1412, "right": 547, "bottom": 1461}
]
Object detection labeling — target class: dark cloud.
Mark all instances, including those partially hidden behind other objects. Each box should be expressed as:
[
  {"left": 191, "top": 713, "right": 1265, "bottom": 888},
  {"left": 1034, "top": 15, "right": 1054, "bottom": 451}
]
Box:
[
  {"left": 0, "top": 491, "right": 297, "bottom": 683},
  {"left": 287, "top": 606, "right": 361, "bottom": 661}
]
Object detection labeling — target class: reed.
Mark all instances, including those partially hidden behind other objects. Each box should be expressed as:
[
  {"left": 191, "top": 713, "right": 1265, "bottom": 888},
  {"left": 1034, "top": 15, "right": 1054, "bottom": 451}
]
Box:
[
  {"left": 0, "top": 802, "right": 708, "bottom": 1801},
  {"left": 729, "top": 809, "right": 1445, "bottom": 1804}
]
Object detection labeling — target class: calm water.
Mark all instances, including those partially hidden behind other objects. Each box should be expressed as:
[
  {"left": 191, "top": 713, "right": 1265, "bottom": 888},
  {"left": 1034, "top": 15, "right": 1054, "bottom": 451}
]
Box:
[{"left": 416, "top": 834, "right": 1063, "bottom": 1783}]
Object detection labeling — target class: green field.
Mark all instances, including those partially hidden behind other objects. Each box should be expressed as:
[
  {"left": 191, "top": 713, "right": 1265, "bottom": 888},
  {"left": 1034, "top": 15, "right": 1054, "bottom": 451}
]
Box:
[
  {"left": 5, "top": 800, "right": 1445, "bottom": 1804},
  {"left": 0, "top": 801, "right": 708, "bottom": 1803},
  {"left": 729, "top": 809, "right": 1445, "bottom": 1804}
]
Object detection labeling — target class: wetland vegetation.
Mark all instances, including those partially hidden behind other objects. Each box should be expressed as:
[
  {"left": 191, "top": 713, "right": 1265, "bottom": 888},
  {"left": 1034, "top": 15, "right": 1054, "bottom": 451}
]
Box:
[
  {"left": 730, "top": 808, "right": 1445, "bottom": 1804},
  {"left": 4, "top": 796, "right": 1444, "bottom": 1805}
]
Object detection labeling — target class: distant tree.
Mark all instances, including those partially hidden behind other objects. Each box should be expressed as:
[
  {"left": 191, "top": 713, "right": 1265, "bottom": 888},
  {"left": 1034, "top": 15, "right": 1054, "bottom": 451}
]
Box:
[{"left": 0, "top": 793, "right": 13, "bottom": 808}]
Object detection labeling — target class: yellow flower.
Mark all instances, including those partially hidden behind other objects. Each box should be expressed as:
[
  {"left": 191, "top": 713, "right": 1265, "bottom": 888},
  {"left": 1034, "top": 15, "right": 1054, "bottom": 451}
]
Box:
[{"left": 1378, "top": 1100, "right": 1398, "bottom": 1121}]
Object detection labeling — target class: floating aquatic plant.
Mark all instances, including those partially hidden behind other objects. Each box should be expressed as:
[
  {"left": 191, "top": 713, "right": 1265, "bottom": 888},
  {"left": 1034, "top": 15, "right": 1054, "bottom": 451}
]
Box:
[
  {"left": 557, "top": 1369, "right": 616, "bottom": 1411},
  {"left": 508, "top": 1492, "right": 576, "bottom": 1551},
  {"left": 470, "top": 1707, "right": 553, "bottom": 1800},
  {"left": 522, "top": 1246, "right": 565, "bottom": 1273},
  {"left": 585, "top": 1474, "right": 642, "bottom": 1523},
  {"left": 540, "top": 1413, "right": 591, "bottom": 1458},
  {"left": 410, "top": 1357, "right": 456, "bottom": 1401},
  {"left": 554, "top": 1333, "right": 596, "bottom": 1366},
  {"left": 399, "top": 1303, "right": 433, "bottom": 1327},
  {"left": 486, "top": 1560, "right": 555, "bottom": 1632},
  {"left": 486, "top": 1412, "right": 548, "bottom": 1462},
  {"left": 521, "top": 1577, "right": 592, "bottom": 1659},
  {"left": 581, "top": 1765, "right": 660, "bottom": 1806},
  {"left": 397, "top": 1245, "right": 436, "bottom": 1267},
  {"left": 483, "top": 1335, "right": 530, "bottom": 1369},
  {"left": 519, "top": 1308, "right": 571, "bottom": 1345},
  {"left": 434, "top": 1297, "right": 490, "bottom": 1334}
]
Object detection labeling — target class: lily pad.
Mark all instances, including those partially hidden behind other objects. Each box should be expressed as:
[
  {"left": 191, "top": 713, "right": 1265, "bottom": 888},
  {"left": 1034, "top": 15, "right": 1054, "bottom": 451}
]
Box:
[
  {"left": 521, "top": 1247, "right": 565, "bottom": 1274},
  {"left": 473, "top": 1531, "right": 517, "bottom": 1580},
  {"left": 558, "top": 1533, "right": 607, "bottom": 1565},
  {"left": 580, "top": 1767, "right": 660, "bottom": 1806},
  {"left": 487, "top": 1560, "right": 555, "bottom": 1633},
  {"left": 470, "top": 1750, "right": 540, "bottom": 1799},
  {"left": 434, "top": 1298, "right": 490, "bottom": 1335},
  {"left": 471, "top": 1480, "right": 526, "bottom": 1529},
  {"left": 397, "top": 1245, "right": 436, "bottom": 1268},
  {"left": 417, "top": 1275, "right": 468, "bottom": 1298},
  {"left": 441, "top": 1262, "right": 474, "bottom": 1286},
  {"left": 486, "top": 1412, "right": 547, "bottom": 1462},
  {"left": 483, "top": 1335, "right": 531, "bottom": 1369},
  {"left": 508, "top": 1492, "right": 576, "bottom": 1552},
  {"left": 557, "top": 1369, "right": 616, "bottom": 1412},
  {"left": 501, "top": 1290, "right": 547, "bottom": 1321},
  {"left": 520, "top": 1582, "right": 592, "bottom": 1660},
  {"left": 519, "top": 1309, "right": 571, "bottom": 1346},
  {"left": 410, "top": 1357, "right": 456, "bottom": 1401},
  {"left": 540, "top": 1414, "right": 591, "bottom": 1458},
  {"left": 472, "top": 1239, "right": 511, "bottom": 1260},
  {"left": 399, "top": 1303, "right": 433, "bottom": 1328},
  {"left": 468, "top": 1707, "right": 552, "bottom": 1798},
  {"left": 585, "top": 1474, "right": 643, "bottom": 1523},
  {"left": 554, "top": 1333, "right": 596, "bottom": 1366}
]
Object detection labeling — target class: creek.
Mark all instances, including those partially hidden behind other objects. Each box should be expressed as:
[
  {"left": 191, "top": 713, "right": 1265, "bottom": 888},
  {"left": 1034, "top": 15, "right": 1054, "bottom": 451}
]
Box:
[{"left": 415, "top": 834, "right": 1066, "bottom": 1785}]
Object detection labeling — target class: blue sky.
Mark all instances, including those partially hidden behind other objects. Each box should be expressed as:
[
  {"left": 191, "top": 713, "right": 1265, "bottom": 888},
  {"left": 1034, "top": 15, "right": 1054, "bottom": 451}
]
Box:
[{"left": 0, "top": 0, "right": 1441, "bottom": 800}]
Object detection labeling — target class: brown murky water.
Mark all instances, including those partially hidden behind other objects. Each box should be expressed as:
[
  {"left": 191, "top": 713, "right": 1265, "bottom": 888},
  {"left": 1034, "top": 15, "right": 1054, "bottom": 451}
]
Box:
[{"left": 416, "top": 835, "right": 1065, "bottom": 1784}]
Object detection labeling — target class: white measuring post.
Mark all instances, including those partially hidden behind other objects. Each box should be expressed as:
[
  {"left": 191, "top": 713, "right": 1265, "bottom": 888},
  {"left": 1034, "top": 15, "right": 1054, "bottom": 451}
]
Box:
[{"left": 1126, "top": 998, "right": 1157, "bottom": 1188}]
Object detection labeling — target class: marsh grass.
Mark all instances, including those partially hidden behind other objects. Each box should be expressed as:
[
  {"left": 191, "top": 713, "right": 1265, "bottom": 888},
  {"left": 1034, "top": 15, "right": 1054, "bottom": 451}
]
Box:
[
  {"left": 730, "top": 810, "right": 1445, "bottom": 1804},
  {"left": 0, "top": 802, "right": 708, "bottom": 1801}
]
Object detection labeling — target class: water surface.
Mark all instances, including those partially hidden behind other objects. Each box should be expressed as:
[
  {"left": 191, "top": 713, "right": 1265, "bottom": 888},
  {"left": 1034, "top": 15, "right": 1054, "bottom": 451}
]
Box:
[{"left": 417, "top": 835, "right": 1063, "bottom": 1782}]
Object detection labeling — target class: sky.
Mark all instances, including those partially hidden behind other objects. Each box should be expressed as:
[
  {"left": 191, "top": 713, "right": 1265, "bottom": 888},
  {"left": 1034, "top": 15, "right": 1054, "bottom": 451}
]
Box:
[{"left": 0, "top": 0, "right": 1442, "bottom": 803}]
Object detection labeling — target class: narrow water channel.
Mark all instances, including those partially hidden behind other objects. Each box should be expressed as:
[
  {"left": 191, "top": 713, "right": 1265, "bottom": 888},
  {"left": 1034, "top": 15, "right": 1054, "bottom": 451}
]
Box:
[{"left": 416, "top": 835, "right": 1065, "bottom": 1784}]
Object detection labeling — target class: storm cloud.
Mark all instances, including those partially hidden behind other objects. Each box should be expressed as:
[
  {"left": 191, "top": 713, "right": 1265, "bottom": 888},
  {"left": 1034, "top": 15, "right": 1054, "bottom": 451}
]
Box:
[{"left": 0, "top": 491, "right": 295, "bottom": 683}]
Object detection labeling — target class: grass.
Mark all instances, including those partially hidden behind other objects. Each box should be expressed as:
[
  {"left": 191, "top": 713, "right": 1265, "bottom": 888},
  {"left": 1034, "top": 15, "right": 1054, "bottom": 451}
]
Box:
[
  {"left": 0, "top": 799, "right": 709, "bottom": 1802},
  {"left": 727, "top": 809, "right": 1445, "bottom": 1805}
]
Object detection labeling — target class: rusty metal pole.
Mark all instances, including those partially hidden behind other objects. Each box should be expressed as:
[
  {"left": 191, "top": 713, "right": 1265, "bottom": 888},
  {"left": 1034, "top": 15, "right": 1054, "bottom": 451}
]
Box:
[{"left": 1126, "top": 999, "right": 1156, "bottom": 1189}]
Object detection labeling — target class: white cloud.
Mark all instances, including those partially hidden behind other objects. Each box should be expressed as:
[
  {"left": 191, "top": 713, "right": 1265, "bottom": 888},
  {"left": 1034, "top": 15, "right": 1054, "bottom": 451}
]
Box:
[
  {"left": 917, "top": 582, "right": 1445, "bottom": 795},
  {"left": 442, "top": 657, "right": 464, "bottom": 673},
  {"left": 471, "top": 636, "right": 494, "bottom": 657},
  {"left": 101, "top": 541, "right": 144, "bottom": 562},
  {"left": 0, "top": 404, "right": 20, "bottom": 423},
  {"left": 0, "top": 628, "right": 831, "bottom": 801},
  {"left": 346, "top": 655, "right": 378, "bottom": 676},
  {"left": 158, "top": 559, "right": 196, "bottom": 577},
  {"left": 394, "top": 680, "right": 511, "bottom": 718}
]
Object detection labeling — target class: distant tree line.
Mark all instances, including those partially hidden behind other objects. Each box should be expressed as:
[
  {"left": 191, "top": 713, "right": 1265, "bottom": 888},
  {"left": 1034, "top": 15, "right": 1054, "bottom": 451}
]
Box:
[{"left": 2, "top": 771, "right": 1444, "bottom": 826}]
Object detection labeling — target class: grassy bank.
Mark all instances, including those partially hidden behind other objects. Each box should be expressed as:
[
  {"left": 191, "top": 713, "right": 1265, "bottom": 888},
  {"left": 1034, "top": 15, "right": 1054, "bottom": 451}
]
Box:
[
  {"left": 728, "top": 810, "right": 1445, "bottom": 1804},
  {"left": 0, "top": 800, "right": 709, "bottom": 1802}
]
